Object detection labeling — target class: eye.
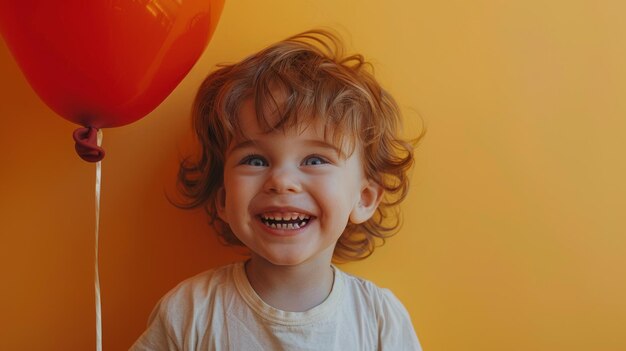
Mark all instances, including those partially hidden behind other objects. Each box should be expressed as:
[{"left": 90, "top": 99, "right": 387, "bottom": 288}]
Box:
[
  {"left": 240, "top": 154, "right": 268, "bottom": 167},
  {"left": 302, "top": 155, "right": 329, "bottom": 166}
]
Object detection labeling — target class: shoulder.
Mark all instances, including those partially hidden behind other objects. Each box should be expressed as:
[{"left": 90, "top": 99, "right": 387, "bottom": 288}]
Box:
[
  {"left": 336, "top": 268, "right": 423, "bottom": 351},
  {"left": 130, "top": 262, "right": 240, "bottom": 350},
  {"left": 337, "top": 269, "right": 405, "bottom": 312},
  {"left": 157, "top": 263, "right": 235, "bottom": 311}
]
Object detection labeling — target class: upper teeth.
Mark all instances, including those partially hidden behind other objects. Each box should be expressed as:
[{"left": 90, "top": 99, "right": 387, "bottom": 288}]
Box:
[
  {"left": 260, "top": 212, "right": 312, "bottom": 230},
  {"left": 260, "top": 212, "right": 311, "bottom": 221}
]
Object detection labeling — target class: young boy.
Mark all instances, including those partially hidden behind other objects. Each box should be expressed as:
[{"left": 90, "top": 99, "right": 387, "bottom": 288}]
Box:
[{"left": 131, "top": 29, "right": 422, "bottom": 350}]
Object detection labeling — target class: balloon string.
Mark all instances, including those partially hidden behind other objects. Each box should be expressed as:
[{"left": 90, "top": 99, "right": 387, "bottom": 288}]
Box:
[{"left": 95, "top": 129, "right": 103, "bottom": 351}]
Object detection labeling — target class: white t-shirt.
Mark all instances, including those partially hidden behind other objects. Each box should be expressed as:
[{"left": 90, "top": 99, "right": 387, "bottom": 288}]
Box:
[{"left": 130, "top": 262, "right": 422, "bottom": 350}]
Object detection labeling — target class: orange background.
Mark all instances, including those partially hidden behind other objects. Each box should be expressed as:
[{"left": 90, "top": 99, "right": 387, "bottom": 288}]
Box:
[{"left": 1, "top": 0, "right": 625, "bottom": 350}]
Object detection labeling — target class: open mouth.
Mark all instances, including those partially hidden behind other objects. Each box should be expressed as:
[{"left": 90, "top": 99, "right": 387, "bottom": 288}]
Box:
[{"left": 259, "top": 212, "right": 313, "bottom": 230}]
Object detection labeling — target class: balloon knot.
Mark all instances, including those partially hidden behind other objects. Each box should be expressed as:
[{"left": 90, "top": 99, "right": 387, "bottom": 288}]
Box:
[{"left": 73, "top": 127, "right": 105, "bottom": 162}]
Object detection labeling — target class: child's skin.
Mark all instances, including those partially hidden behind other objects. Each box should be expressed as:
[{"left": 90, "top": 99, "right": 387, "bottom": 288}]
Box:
[
  {"left": 131, "top": 30, "right": 422, "bottom": 351},
  {"left": 216, "top": 97, "right": 383, "bottom": 312}
]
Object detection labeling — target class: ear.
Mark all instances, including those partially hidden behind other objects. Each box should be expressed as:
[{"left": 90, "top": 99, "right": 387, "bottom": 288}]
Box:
[
  {"left": 215, "top": 186, "right": 229, "bottom": 224},
  {"left": 349, "top": 180, "right": 383, "bottom": 224}
]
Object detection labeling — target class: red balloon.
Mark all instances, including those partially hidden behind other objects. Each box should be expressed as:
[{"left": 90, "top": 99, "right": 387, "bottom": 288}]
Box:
[{"left": 0, "top": 0, "right": 223, "bottom": 128}]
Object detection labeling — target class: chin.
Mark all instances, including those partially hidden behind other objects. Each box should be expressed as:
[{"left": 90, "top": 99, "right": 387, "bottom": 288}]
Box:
[
  {"left": 264, "top": 256, "right": 308, "bottom": 267},
  {"left": 258, "top": 251, "right": 313, "bottom": 267}
]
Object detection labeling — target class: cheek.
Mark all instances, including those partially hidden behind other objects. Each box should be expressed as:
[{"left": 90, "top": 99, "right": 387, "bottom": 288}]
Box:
[
  {"left": 224, "top": 175, "right": 260, "bottom": 209},
  {"left": 222, "top": 175, "right": 241, "bottom": 208},
  {"left": 313, "top": 177, "right": 357, "bottom": 212}
]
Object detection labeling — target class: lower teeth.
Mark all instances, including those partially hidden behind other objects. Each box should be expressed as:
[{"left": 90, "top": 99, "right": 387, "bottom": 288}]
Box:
[{"left": 264, "top": 220, "right": 308, "bottom": 229}]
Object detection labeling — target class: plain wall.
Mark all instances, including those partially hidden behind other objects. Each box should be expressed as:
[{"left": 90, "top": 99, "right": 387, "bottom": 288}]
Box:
[{"left": 1, "top": 0, "right": 625, "bottom": 350}]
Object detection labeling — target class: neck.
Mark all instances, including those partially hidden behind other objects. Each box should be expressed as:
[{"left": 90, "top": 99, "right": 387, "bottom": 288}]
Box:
[{"left": 245, "top": 254, "right": 335, "bottom": 312}]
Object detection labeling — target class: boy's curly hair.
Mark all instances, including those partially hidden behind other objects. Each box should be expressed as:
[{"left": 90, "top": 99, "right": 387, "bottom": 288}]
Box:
[{"left": 176, "top": 29, "right": 423, "bottom": 262}]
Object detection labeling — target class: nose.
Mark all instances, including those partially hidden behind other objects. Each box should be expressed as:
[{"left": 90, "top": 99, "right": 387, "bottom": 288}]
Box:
[{"left": 263, "top": 165, "right": 302, "bottom": 194}]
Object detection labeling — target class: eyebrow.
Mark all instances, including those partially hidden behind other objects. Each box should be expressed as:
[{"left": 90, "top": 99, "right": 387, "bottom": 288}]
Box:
[
  {"left": 229, "top": 139, "right": 257, "bottom": 152},
  {"left": 229, "top": 138, "right": 344, "bottom": 157}
]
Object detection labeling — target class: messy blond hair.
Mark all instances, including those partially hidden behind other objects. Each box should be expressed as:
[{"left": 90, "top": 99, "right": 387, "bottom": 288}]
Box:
[{"left": 176, "top": 29, "right": 423, "bottom": 262}]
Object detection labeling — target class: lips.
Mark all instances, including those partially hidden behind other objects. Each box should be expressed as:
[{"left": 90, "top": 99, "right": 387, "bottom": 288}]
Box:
[{"left": 259, "top": 212, "right": 312, "bottom": 230}]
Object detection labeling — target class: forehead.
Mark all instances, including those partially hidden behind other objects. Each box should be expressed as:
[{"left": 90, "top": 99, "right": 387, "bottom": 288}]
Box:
[
  {"left": 235, "top": 98, "right": 281, "bottom": 135},
  {"left": 232, "top": 98, "right": 355, "bottom": 153},
  {"left": 233, "top": 100, "right": 324, "bottom": 150}
]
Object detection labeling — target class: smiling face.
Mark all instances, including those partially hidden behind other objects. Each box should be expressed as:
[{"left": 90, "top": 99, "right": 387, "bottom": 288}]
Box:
[{"left": 216, "top": 99, "right": 382, "bottom": 267}]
